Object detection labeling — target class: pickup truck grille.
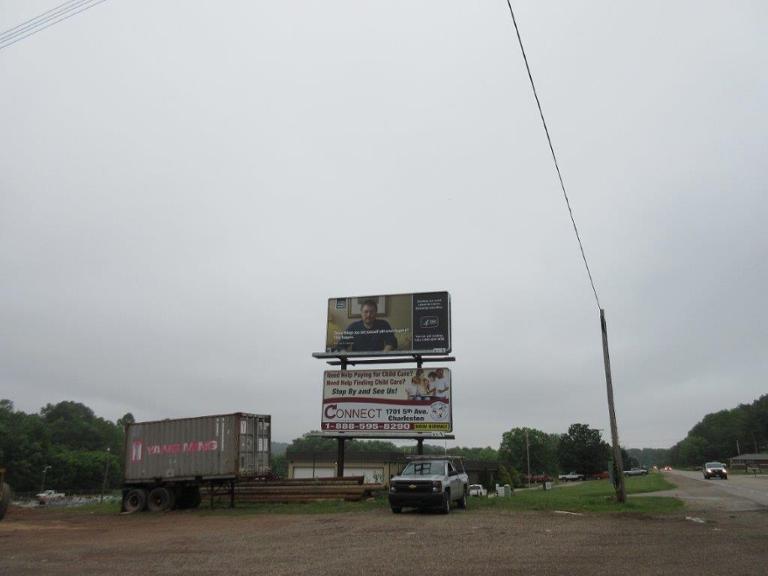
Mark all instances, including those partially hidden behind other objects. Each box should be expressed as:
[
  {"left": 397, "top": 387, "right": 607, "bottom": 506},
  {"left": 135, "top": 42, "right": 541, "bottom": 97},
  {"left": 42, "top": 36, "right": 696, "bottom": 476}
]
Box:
[{"left": 392, "top": 481, "right": 433, "bottom": 494}]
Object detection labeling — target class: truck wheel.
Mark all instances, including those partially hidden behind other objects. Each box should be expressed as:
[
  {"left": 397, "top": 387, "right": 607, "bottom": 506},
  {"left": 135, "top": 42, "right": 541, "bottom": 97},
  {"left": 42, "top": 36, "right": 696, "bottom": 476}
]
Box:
[
  {"left": 457, "top": 491, "right": 467, "bottom": 510},
  {"left": 147, "top": 487, "right": 174, "bottom": 512},
  {"left": 123, "top": 489, "right": 147, "bottom": 514},
  {"left": 390, "top": 506, "right": 402, "bottom": 514},
  {"left": 441, "top": 491, "right": 451, "bottom": 514}
]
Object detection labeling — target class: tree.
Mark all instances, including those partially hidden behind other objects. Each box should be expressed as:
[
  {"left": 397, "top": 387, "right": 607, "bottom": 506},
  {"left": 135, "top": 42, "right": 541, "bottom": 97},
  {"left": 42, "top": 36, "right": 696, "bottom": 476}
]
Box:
[
  {"left": 668, "top": 394, "right": 768, "bottom": 467},
  {"left": 499, "top": 427, "right": 559, "bottom": 476},
  {"left": 557, "top": 424, "right": 610, "bottom": 476},
  {"left": 621, "top": 448, "right": 639, "bottom": 470}
]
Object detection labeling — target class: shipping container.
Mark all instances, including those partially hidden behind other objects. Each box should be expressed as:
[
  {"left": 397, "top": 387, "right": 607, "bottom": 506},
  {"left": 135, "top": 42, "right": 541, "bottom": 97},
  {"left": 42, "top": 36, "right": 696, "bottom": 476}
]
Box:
[{"left": 121, "top": 413, "right": 271, "bottom": 513}]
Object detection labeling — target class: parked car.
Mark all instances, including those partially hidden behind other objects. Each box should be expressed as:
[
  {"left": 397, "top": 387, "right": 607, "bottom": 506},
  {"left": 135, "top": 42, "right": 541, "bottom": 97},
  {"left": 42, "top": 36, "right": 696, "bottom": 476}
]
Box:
[
  {"left": 590, "top": 471, "right": 610, "bottom": 480},
  {"left": 624, "top": 467, "right": 649, "bottom": 477},
  {"left": 36, "top": 489, "right": 65, "bottom": 504},
  {"left": 558, "top": 472, "right": 585, "bottom": 482},
  {"left": 469, "top": 484, "right": 487, "bottom": 497},
  {"left": 525, "top": 474, "right": 553, "bottom": 484},
  {"left": 703, "top": 462, "right": 728, "bottom": 480},
  {"left": 389, "top": 456, "right": 469, "bottom": 514}
]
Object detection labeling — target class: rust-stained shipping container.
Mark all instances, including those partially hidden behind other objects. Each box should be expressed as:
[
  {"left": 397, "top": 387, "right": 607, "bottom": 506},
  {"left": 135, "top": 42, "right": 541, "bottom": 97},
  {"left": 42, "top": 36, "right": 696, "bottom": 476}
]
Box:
[
  {"left": 125, "top": 413, "right": 270, "bottom": 482},
  {"left": 121, "top": 413, "right": 270, "bottom": 513}
]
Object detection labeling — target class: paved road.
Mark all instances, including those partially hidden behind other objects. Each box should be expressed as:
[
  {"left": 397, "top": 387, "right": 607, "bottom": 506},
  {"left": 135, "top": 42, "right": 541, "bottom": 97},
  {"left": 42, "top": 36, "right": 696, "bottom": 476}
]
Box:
[{"left": 658, "top": 469, "right": 768, "bottom": 511}]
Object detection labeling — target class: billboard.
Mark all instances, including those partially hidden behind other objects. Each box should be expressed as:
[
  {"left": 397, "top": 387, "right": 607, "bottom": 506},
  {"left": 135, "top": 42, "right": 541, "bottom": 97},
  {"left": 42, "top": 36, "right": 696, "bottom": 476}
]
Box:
[
  {"left": 324, "top": 291, "right": 451, "bottom": 356},
  {"left": 321, "top": 368, "right": 452, "bottom": 433}
]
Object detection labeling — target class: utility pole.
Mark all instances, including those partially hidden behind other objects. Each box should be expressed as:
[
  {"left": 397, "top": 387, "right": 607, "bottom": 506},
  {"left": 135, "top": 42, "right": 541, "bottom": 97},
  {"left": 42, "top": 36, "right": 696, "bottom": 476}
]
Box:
[
  {"left": 100, "top": 448, "right": 111, "bottom": 503},
  {"left": 600, "top": 309, "right": 626, "bottom": 503},
  {"left": 40, "top": 465, "right": 51, "bottom": 493},
  {"left": 525, "top": 429, "right": 531, "bottom": 489}
]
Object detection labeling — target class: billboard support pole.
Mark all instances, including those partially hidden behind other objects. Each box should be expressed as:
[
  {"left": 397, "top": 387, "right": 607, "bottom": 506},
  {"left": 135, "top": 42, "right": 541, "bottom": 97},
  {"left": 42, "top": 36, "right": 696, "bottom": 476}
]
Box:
[
  {"left": 336, "top": 357, "right": 349, "bottom": 477},
  {"left": 336, "top": 437, "right": 346, "bottom": 478},
  {"left": 417, "top": 439, "right": 424, "bottom": 455},
  {"left": 601, "top": 309, "right": 626, "bottom": 503}
]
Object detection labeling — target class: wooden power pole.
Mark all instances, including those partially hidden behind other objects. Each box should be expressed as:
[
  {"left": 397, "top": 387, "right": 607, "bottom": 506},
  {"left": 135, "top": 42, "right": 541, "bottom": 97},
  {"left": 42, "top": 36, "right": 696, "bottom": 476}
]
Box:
[{"left": 601, "top": 309, "right": 626, "bottom": 503}]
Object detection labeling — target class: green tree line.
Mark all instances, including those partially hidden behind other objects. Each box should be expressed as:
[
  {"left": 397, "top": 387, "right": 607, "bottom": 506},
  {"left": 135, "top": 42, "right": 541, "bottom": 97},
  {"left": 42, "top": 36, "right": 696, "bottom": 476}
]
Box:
[
  {"left": 0, "top": 400, "right": 128, "bottom": 493},
  {"left": 668, "top": 394, "right": 768, "bottom": 466}
]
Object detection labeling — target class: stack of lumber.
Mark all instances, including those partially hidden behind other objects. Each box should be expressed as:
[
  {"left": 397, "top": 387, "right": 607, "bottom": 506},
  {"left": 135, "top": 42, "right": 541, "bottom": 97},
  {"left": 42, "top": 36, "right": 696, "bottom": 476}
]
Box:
[{"left": 208, "top": 477, "right": 386, "bottom": 504}]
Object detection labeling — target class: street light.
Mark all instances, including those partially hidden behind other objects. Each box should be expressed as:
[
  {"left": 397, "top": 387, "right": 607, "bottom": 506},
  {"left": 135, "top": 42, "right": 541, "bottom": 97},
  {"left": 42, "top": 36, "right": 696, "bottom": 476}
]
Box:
[
  {"left": 100, "top": 448, "right": 111, "bottom": 503},
  {"left": 40, "top": 465, "right": 51, "bottom": 493}
]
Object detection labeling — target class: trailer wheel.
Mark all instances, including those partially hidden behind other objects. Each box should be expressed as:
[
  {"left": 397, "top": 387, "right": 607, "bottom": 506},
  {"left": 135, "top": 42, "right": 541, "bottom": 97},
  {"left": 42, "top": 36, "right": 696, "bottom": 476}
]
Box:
[
  {"left": 148, "top": 487, "right": 174, "bottom": 512},
  {"left": 123, "top": 489, "right": 147, "bottom": 514}
]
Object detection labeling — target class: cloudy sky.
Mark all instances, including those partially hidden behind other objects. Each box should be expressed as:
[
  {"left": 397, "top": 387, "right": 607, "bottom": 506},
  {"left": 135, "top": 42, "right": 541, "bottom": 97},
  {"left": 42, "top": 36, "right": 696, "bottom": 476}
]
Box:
[{"left": 1, "top": 1, "right": 766, "bottom": 450}]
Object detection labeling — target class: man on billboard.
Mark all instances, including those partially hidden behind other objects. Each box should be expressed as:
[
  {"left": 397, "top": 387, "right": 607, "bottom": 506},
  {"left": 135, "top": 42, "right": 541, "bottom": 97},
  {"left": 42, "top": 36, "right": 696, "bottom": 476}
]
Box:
[{"left": 335, "top": 299, "right": 397, "bottom": 352}]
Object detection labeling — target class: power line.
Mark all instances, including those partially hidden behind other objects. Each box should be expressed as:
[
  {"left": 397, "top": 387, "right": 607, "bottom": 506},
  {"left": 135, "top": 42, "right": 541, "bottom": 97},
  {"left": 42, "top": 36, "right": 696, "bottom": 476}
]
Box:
[
  {"left": 0, "top": 0, "right": 109, "bottom": 52},
  {"left": 0, "top": 0, "right": 87, "bottom": 43},
  {"left": 504, "top": 1, "right": 602, "bottom": 310}
]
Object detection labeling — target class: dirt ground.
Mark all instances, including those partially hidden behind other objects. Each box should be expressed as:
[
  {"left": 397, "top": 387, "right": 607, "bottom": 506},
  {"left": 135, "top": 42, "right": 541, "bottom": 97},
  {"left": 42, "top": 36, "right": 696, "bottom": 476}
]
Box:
[{"left": 1, "top": 475, "right": 767, "bottom": 576}]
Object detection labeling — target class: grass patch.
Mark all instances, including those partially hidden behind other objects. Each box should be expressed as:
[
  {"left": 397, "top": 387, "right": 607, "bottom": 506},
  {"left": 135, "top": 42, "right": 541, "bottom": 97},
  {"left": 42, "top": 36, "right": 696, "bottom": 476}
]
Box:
[
  {"left": 40, "top": 475, "right": 683, "bottom": 517},
  {"left": 469, "top": 474, "right": 682, "bottom": 514}
]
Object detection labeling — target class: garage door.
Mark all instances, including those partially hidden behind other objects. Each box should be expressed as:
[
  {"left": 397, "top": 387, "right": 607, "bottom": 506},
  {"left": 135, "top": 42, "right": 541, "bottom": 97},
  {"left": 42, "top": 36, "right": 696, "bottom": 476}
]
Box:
[{"left": 291, "top": 466, "right": 335, "bottom": 479}]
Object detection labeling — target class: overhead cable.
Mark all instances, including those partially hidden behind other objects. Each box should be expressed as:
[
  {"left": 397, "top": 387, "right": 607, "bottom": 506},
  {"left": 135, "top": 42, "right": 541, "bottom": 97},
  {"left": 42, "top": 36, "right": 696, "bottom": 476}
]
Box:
[
  {"left": 0, "top": 0, "right": 109, "bottom": 52},
  {"left": 504, "top": 1, "right": 602, "bottom": 310}
]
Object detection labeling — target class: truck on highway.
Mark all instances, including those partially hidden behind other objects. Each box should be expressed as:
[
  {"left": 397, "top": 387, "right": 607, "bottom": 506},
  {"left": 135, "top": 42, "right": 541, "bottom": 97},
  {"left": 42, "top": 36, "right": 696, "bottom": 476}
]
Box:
[{"left": 122, "top": 413, "right": 271, "bottom": 513}]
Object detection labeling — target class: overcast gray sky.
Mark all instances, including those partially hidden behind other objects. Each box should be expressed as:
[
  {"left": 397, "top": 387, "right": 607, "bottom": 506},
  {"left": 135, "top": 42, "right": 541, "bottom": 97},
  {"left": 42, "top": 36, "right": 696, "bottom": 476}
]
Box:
[{"left": 1, "top": 1, "right": 766, "bottom": 449}]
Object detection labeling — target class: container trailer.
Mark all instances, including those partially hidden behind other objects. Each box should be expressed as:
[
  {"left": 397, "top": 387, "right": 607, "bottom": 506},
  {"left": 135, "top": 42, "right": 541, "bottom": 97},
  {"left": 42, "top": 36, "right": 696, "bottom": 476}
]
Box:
[{"left": 122, "top": 413, "right": 270, "bottom": 513}]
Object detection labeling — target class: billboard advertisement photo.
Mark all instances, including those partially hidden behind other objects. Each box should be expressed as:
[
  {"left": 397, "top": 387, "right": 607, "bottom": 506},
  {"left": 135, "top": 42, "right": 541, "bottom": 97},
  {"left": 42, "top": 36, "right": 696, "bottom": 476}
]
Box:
[
  {"left": 323, "top": 291, "right": 451, "bottom": 356},
  {"left": 321, "top": 368, "right": 452, "bottom": 433}
]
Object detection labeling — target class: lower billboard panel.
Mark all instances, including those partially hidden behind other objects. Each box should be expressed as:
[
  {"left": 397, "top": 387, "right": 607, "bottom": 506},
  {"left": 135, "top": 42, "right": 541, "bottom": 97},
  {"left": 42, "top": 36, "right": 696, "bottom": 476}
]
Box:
[{"left": 322, "top": 368, "right": 452, "bottom": 433}]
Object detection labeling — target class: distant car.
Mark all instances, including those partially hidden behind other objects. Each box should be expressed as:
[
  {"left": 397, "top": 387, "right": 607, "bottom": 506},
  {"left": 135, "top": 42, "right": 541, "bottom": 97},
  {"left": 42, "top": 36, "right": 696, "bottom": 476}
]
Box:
[
  {"left": 703, "top": 462, "right": 727, "bottom": 480},
  {"left": 662, "top": 466, "right": 672, "bottom": 472},
  {"left": 523, "top": 474, "right": 553, "bottom": 484},
  {"left": 558, "top": 472, "right": 584, "bottom": 482},
  {"left": 590, "top": 471, "right": 610, "bottom": 480},
  {"left": 624, "top": 467, "right": 649, "bottom": 477},
  {"left": 469, "top": 484, "right": 487, "bottom": 497},
  {"left": 36, "top": 489, "right": 65, "bottom": 504}
]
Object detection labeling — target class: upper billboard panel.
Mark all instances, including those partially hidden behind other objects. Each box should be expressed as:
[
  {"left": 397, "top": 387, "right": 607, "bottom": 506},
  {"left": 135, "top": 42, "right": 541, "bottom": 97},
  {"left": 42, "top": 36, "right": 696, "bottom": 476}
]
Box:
[{"left": 324, "top": 291, "right": 451, "bottom": 356}]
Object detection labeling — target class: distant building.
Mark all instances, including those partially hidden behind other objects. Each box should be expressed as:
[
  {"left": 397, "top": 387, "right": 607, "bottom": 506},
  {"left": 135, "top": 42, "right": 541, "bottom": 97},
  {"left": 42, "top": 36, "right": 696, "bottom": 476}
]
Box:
[
  {"left": 729, "top": 453, "right": 768, "bottom": 471},
  {"left": 287, "top": 450, "right": 498, "bottom": 488}
]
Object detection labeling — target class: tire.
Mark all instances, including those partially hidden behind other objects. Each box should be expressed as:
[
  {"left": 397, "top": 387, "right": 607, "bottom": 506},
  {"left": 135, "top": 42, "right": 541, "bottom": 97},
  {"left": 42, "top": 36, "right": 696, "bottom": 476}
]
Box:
[
  {"left": 147, "top": 487, "right": 174, "bottom": 512},
  {"left": 457, "top": 490, "right": 467, "bottom": 510},
  {"left": 440, "top": 491, "right": 451, "bottom": 514},
  {"left": 123, "top": 489, "right": 147, "bottom": 514},
  {"left": 391, "top": 506, "right": 402, "bottom": 514}
]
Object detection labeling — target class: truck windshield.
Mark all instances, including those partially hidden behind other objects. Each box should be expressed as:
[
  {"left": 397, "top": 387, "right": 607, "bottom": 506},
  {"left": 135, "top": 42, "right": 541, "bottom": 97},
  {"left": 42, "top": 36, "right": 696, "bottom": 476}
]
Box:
[{"left": 402, "top": 461, "right": 447, "bottom": 476}]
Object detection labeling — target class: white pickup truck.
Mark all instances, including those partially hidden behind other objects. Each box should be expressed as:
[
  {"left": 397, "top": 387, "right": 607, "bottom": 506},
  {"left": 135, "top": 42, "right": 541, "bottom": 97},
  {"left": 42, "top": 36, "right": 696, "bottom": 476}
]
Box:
[
  {"left": 36, "top": 489, "right": 65, "bottom": 505},
  {"left": 388, "top": 456, "right": 469, "bottom": 514},
  {"left": 558, "top": 471, "right": 585, "bottom": 482}
]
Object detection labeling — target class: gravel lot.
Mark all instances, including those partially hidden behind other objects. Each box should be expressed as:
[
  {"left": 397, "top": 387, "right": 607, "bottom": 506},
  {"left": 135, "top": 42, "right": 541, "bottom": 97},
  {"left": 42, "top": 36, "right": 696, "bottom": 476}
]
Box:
[{"left": 1, "top": 474, "right": 766, "bottom": 576}]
